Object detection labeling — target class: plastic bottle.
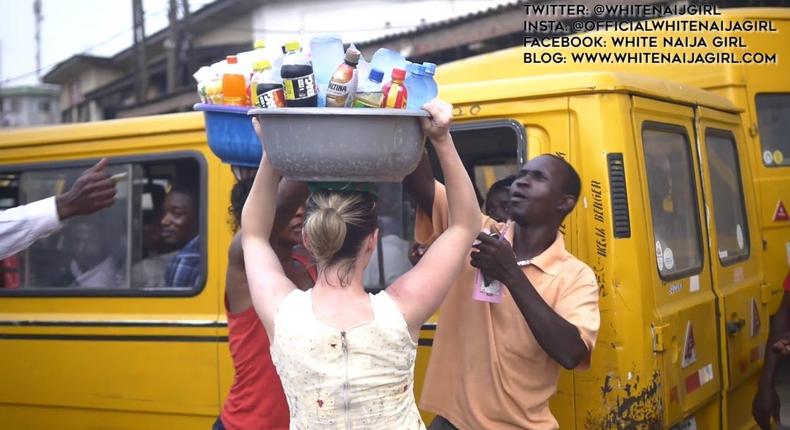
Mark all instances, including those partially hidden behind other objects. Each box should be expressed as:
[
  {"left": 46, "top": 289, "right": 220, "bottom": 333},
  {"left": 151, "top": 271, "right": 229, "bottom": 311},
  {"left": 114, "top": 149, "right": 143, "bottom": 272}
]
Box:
[
  {"left": 405, "top": 64, "right": 427, "bottom": 110},
  {"left": 280, "top": 41, "right": 318, "bottom": 107},
  {"left": 381, "top": 68, "right": 408, "bottom": 109},
  {"left": 206, "top": 61, "right": 226, "bottom": 104},
  {"left": 238, "top": 40, "right": 267, "bottom": 67},
  {"left": 238, "top": 40, "right": 267, "bottom": 103},
  {"left": 352, "top": 68, "right": 384, "bottom": 108},
  {"left": 310, "top": 35, "right": 344, "bottom": 107},
  {"left": 370, "top": 48, "right": 406, "bottom": 83},
  {"left": 250, "top": 60, "right": 285, "bottom": 109},
  {"left": 192, "top": 66, "right": 213, "bottom": 103},
  {"left": 222, "top": 55, "right": 248, "bottom": 106},
  {"left": 326, "top": 47, "right": 360, "bottom": 108},
  {"left": 422, "top": 62, "right": 438, "bottom": 101}
]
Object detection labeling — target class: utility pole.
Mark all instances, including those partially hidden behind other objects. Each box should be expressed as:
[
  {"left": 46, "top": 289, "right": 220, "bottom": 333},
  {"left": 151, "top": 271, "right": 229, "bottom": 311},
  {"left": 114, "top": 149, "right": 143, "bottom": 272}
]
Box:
[
  {"left": 181, "top": 0, "right": 193, "bottom": 90},
  {"left": 166, "top": 0, "right": 179, "bottom": 94},
  {"left": 133, "top": 0, "right": 149, "bottom": 103},
  {"left": 33, "top": 0, "right": 43, "bottom": 81}
]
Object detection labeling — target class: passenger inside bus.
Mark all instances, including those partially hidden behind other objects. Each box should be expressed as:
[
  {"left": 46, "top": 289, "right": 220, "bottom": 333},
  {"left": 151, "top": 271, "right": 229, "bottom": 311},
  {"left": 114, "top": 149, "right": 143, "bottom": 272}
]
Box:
[
  {"left": 65, "top": 218, "right": 124, "bottom": 288},
  {"left": 161, "top": 185, "right": 201, "bottom": 288},
  {"left": 141, "top": 183, "right": 166, "bottom": 259},
  {"left": 483, "top": 175, "right": 515, "bottom": 223}
]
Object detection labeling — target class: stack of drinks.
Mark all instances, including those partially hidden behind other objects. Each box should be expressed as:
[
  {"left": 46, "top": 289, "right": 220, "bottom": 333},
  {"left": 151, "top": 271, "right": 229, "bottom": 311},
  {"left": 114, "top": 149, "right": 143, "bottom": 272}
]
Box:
[{"left": 193, "top": 37, "right": 438, "bottom": 111}]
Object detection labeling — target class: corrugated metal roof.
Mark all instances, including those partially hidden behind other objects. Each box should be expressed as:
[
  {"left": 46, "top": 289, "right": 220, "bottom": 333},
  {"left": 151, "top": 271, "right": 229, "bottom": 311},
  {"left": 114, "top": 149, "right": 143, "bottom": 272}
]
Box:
[{"left": 356, "top": 1, "right": 521, "bottom": 47}]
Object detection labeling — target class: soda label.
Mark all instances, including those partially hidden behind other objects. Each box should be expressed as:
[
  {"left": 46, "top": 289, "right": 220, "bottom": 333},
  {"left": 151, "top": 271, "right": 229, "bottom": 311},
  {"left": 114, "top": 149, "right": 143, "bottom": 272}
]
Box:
[
  {"left": 258, "top": 88, "right": 285, "bottom": 108},
  {"left": 283, "top": 74, "right": 317, "bottom": 100}
]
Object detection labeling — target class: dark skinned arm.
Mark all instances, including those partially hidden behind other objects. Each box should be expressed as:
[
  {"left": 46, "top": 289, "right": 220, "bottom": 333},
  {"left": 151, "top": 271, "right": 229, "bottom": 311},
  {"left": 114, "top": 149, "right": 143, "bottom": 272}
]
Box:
[
  {"left": 403, "top": 151, "right": 436, "bottom": 218},
  {"left": 226, "top": 180, "right": 308, "bottom": 314},
  {"left": 470, "top": 232, "right": 590, "bottom": 370},
  {"left": 753, "top": 291, "right": 790, "bottom": 430}
]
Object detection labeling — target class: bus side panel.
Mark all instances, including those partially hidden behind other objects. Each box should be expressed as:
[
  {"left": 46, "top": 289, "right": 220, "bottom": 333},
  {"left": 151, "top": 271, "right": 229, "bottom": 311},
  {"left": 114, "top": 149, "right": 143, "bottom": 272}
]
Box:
[
  {"left": 0, "top": 139, "right": 222, "bottom": 428},
  {"left": 567, "top": 93, "right": 664, "bottom": 430}
]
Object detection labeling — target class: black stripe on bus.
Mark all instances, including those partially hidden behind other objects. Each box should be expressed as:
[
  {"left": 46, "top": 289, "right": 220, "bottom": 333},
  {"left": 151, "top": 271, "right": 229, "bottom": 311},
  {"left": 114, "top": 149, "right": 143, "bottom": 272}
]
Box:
[
  {"left": 0, "top": 321, "right": 228, "bottom": 328},
  {"left": 418, "top": 338, "right": 433, "bottom": 346},
  {"left": 0, "top": 333, "right": 228, "bottom": 342}
]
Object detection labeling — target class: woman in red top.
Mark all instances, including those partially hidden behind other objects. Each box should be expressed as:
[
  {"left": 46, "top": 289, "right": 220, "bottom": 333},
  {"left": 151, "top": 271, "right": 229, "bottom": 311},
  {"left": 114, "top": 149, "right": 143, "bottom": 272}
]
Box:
[{"left": 215, "top": 171, "right": 314, "bottom": 430}]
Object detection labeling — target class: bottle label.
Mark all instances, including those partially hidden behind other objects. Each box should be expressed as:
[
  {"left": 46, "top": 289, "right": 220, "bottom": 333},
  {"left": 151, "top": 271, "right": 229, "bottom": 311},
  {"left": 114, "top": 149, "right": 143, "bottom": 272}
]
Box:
[
  {"left": 283, "top": 74, "right": 317, "bottom": 100},
  {"left": 326, "top": 69, "right": 358, "bottom": 107},
  {"left": 257, "top": 88, "right": 285, "bottom": 108},
  {"left": 352, "top": 92, "right": 382, "bottom": 108},
  {"left": 383, "top": 82, "right": 407, "bottom": 109}
]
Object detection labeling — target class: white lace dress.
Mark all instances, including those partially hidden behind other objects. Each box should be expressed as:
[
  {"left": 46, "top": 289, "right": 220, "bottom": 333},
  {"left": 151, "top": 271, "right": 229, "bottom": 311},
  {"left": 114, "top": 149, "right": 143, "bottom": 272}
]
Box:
[{"left": 271, "top": 289, "right": 426, "bottom": 430}]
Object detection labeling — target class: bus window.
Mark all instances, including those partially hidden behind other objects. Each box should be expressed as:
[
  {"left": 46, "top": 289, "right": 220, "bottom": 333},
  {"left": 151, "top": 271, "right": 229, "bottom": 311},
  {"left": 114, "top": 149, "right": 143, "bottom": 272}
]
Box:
[
  {"left": 642, "top": 124, "right": 703, "bottom": 280},
  {"left": 705, "top": 129, "right": 750, "bottom": 265},
  {"left": 0, "top": 155, "right": 205, "bottom": 295},
  {"left": 755, "top": 93, "right": 790, "bottom": 167},
  {"left": 363, "top": 182, "right": 414, "bottom": 292},
  {"left": 363, "top": 120, "right": 524, "bottom": 292}
]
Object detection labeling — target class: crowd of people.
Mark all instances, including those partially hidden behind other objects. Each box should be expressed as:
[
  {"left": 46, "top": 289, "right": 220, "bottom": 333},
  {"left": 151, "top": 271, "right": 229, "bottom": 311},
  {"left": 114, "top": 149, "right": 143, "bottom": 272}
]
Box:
[{"left": 2, "top": 99, "right": 788, "bottom": 429}]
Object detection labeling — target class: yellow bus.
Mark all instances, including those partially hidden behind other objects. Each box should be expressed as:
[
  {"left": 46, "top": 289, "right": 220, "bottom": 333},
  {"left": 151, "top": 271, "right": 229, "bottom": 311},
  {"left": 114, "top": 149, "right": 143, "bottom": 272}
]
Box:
[{"left": 438, "top": 7, "right": 790, "bottom": 314}]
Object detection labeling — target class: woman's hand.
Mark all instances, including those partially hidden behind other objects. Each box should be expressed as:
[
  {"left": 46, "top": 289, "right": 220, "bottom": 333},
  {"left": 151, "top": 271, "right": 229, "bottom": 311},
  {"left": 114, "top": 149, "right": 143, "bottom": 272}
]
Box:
[{"left": 420, "top": 99, "right": 453, "bottom": 147}]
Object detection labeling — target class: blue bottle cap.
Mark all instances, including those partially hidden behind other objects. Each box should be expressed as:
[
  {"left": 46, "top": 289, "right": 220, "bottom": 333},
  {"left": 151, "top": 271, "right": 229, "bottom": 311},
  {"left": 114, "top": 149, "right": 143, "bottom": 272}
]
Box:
[
  {"left": 412, "top": 64, "right": 426, "bottom": 75},
  {"left": 368, "top": 68, "right": 384, "bottom": 83},
  {"left": 422, "top": 62, "right": 436, "bottom": 76}
]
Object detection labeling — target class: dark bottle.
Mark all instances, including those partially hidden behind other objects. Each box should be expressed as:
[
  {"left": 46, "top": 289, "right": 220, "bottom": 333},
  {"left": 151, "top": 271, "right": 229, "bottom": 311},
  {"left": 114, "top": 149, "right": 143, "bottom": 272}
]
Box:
[
  {"left": 251, "top": 60, "right": 284, "bottom": 108},
  {"left": 280, "top": 40, "right": 317, "bottom": 107}
]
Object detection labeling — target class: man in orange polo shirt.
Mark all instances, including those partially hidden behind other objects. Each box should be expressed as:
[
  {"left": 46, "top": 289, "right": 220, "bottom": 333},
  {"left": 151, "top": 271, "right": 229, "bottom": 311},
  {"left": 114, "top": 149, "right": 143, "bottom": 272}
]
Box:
[{"left": 405, "top": 154, "right": 600, "bottom": 430}]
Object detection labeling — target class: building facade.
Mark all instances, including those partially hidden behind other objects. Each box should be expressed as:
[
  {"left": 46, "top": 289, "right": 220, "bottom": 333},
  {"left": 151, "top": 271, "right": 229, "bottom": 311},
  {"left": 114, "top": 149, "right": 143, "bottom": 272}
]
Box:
[{"left": 0, "top": 85, "right": 60, "bottom": 128}]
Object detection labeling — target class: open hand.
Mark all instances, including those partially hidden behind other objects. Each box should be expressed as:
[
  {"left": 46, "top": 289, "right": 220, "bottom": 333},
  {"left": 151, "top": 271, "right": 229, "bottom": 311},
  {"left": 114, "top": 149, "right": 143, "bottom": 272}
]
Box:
[{"left": 56, "top": 158, "right": 116, "bottom": 220}]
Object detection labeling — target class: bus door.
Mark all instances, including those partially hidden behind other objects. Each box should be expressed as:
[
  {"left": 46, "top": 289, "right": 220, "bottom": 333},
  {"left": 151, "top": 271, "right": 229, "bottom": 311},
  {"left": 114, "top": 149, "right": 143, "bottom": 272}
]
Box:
[
  {"left": 696, "top": 107, "right": 768, "bottom": 430},
  {"left": 632, "top": 97, "right": 722, "bottom": 428},
  {"left": 752, "top": 92, "right": 790, "bottom": 312}
]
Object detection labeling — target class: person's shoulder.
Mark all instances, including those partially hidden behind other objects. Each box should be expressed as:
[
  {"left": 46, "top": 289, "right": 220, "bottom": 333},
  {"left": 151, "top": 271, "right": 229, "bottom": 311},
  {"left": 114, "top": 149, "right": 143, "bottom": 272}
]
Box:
[{"left": 562, "top": 252, "right": 598, "bottom": 287}]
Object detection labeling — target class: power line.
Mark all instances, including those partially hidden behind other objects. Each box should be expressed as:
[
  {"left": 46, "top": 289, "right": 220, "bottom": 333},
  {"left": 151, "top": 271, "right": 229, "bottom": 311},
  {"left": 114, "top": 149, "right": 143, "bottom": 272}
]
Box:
[{"left": 0, "top": 7, "right": 169, "bottom": 85}]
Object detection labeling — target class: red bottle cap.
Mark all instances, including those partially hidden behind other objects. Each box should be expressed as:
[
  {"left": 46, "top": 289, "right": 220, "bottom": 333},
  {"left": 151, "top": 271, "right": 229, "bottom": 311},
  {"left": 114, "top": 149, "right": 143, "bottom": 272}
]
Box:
[
  {"left": 226, "top": 55, "right": 238, "bottom": 64},
  {"left": 391, "top": 68, "right": 406, "bottom": 81}
]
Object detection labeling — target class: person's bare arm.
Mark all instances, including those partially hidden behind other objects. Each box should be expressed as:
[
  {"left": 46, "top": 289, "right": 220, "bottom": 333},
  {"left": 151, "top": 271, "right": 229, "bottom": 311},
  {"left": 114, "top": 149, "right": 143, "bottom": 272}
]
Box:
[
  {"left": 225, "top": 234, "right": 252, "bottom": 314},
  {"left": 388, "top": 100, "right": 481, "bottom": 335},
  {"left": 403, "top": 151, "right": 435, "bottom": 218},
  {"left": 753, "top": 291, "right": 790, "bottom": 429},
  {"left": 241, "top": 119, "right": 298, "bottom": 336}
]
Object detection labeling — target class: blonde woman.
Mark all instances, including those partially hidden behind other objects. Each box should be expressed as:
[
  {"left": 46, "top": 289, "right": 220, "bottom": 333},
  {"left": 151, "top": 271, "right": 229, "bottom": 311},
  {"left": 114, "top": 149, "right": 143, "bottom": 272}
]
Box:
[{"left": 241, "top": 100, "right": 480, "bottom": 429}]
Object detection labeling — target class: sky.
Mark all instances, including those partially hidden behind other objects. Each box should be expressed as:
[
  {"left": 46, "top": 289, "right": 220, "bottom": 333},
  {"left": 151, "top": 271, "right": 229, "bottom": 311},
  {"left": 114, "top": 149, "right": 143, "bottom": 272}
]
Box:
[
  {"left": 0, "top": 0, "right": 216, "bottom": 86},
  {"left": 0, "top": 0, "right": 512, "bottom": 87}
]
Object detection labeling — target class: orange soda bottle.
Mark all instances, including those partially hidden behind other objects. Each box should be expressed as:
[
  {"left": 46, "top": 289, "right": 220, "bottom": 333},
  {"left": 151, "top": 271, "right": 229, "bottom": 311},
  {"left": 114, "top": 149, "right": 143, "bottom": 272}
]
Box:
[{"left": 222, "top": 55, "right": 248, "bottom": 106}]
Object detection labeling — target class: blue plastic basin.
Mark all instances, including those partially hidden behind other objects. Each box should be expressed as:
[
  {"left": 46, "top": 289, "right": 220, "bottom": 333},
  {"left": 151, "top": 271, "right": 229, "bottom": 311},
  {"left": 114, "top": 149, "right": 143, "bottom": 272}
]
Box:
[{"left": 194, "top": 103, "right": 261, "bottom": 168}]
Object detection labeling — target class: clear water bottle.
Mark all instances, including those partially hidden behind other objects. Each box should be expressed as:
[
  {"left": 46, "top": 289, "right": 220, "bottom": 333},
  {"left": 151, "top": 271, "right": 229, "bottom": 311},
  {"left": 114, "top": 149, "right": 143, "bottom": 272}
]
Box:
[
  {"left": 405, "top": 64, "right": 427, "bottom": 110},
  {"left": 422, "top": 62, "right": 438, "bottom": 101},
  {"left": 309, "top": 35, "right": 344, "bottom": 107},
  {"left": 352, "top": 68, "right": 385, "bottom": 108},
  {"left": 370, "top": 48, "right": 406, "bottom": 84}
]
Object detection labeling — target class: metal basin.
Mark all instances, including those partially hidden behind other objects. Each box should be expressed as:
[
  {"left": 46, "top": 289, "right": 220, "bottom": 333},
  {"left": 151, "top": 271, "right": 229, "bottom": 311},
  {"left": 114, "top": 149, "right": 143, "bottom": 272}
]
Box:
[{"left": 249, "top": 107, "right": 428, "bottom": 182}]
